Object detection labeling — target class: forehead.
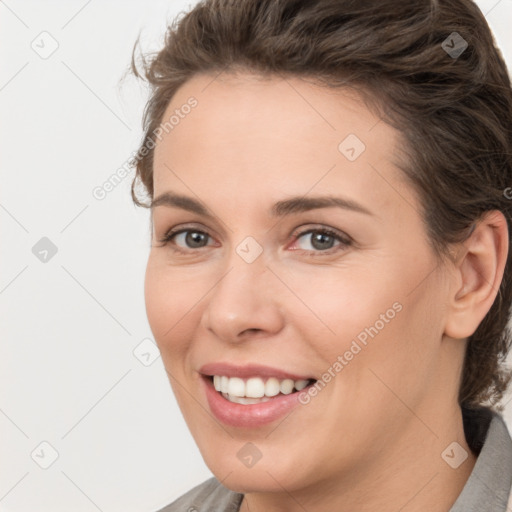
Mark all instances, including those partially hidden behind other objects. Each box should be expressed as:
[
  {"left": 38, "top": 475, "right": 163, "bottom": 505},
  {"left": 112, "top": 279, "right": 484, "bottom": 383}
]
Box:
[
  {"left": 152, "top": 72, "right": 412, "bottom": 214},
  {"left": 155, "top": 72, "right": 390, "bottom": 153}
]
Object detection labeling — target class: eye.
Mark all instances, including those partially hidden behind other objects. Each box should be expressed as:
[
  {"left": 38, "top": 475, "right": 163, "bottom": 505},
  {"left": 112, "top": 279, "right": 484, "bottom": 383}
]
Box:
[
  {"left": 157, "top": 225, "right": 352, "bottom": 256},
  {"left": 291, "top": 227, "right": 352, "bottom": 254},
  {"left": 174, "top": 230, "right": 211, "bottom": 249},
  {"left": 157, "top": 227, "right": 215, "bottom": 251}
]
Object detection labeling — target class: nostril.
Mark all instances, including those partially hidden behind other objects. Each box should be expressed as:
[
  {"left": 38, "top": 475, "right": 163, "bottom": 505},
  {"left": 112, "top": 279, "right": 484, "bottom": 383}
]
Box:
[{"left": 240, "top": 328, "right": 263, "bottom": 336}]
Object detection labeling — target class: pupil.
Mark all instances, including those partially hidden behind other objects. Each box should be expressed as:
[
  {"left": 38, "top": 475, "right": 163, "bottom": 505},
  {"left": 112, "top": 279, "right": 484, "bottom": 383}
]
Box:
[
  {"left": 187, "top": 232, "right": 207, "bottom": 248},
  {"left": 312, "top": 232, "right": 333, "bottom": 250}
]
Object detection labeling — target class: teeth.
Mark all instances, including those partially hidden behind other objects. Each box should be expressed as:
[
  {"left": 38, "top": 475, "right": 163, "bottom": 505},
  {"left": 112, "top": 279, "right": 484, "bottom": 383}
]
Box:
[
  {"left": 223, "top": 394, "right": 272, "bottom": 405},
  {"left": 212, "top": 375, "right": 312, "bottom": 398},
  {"left": 295, "top": 379, "right": 308, "bottom": 391},
  {"left": 227, "top": 377, "right": 245, "bottom": 397},
  {"left": 280, "top": 379, "right": 295, "bottom": 395},
  {"left": 246, "top": 377, "right": 265, "bottom": 398},
  {"left": 265, "top": 377, "right": 281, "bottom": 397},
  {"left": 220, "top": 376, "right": 229, "bottom": 394}
]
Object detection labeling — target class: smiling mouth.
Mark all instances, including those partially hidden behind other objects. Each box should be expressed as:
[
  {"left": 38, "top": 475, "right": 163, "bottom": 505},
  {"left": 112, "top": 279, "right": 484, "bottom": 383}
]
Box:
[{"left": 205, "top": 374, "right": 317, "bottom": 405}]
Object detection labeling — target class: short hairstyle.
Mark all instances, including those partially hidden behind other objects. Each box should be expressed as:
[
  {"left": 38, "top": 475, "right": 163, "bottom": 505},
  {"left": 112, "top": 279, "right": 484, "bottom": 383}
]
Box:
[{"left": 129, "top": 0, "right": 512, "bottom": 410}]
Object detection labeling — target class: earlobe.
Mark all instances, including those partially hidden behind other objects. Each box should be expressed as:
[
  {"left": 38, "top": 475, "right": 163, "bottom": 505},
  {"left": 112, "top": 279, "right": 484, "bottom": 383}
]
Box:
[{"left": 444, "top": 210, "right": 509, "bottom": 340}]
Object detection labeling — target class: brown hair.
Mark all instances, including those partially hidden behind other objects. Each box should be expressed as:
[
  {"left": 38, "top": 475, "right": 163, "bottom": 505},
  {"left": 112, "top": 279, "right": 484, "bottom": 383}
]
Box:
[{"left": 129, "top": 0, "right": 512, "bottom": 411}]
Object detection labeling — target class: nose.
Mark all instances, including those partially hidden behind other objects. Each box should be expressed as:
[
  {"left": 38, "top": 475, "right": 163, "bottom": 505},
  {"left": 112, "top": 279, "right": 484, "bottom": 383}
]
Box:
[{"left": 200, "top": 251, "right": 285, "bottom": 343}]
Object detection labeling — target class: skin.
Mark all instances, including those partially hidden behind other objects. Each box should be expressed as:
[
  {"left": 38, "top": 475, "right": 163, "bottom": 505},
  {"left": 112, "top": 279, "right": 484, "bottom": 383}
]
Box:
[{"left": 145, "top": 72, "right": 508, "bottom": 512}]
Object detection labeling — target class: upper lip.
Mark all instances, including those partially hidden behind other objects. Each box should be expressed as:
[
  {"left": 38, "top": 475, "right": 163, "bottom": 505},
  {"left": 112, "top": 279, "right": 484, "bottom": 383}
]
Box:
[{"left": 199, "top": 362, "right": 315, "bottom": 381}]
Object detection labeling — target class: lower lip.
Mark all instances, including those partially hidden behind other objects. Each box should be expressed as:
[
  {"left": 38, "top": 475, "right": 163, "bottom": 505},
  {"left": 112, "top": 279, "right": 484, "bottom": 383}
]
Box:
[{"left": 201, "top": 375, "right": 314, "bottom": 428}]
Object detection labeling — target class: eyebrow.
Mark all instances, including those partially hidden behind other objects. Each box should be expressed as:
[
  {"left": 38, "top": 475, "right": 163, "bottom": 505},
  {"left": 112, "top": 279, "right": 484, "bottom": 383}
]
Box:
[{"left": 150, "top": 192, "right": 374, "bottom": 218}]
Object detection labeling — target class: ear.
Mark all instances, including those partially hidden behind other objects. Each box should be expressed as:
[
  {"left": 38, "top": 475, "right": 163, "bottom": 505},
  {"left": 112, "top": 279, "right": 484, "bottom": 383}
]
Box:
[{"left": 444, "top": 210, "right": 509, "bottom": 339}]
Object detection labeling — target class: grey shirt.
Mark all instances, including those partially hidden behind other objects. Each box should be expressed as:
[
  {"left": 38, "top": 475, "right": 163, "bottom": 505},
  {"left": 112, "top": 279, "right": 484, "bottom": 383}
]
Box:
[{"left": 156, "top": 407, "right": 512, "bottom": 512}]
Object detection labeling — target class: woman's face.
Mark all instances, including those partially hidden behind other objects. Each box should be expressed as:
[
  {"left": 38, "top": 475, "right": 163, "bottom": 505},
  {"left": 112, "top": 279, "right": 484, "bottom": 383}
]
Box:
[{"left": 145, "top": 72, "right": 459, "bottom": 493}]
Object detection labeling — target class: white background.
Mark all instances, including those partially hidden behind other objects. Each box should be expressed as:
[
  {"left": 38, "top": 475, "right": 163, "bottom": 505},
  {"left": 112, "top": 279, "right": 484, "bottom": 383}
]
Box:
[{"left": 1, "top": 1, "right": 512, "bottom": 511}]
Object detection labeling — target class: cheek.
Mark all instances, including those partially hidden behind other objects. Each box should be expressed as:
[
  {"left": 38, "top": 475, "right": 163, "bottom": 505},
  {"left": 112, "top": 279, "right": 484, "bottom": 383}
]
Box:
[
  {"left": 281, "top": 257, "right": 441, "bottom": 394},
  {"left": 327, "top": 280, "right": 444, "bottom": 427},
  {"left": 278, "top": 264, "right": 401, "bottom": 355},
  {"left": 144, "top": 256, "right": 201, "bottom": 356}
]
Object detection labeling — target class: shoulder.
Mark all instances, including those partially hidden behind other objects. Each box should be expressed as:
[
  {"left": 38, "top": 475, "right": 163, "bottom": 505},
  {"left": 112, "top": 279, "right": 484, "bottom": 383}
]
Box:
[{"left": 154, "top": 476, "right": 243, "bottom": 512}]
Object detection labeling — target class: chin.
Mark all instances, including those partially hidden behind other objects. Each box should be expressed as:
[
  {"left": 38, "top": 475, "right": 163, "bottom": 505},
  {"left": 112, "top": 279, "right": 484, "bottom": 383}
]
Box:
[
  {"left": 201, "top": 446, "right": 312, "bottom": 494},
  {"left": 213, "top": 467, "right": 297, "bottom": 494}
]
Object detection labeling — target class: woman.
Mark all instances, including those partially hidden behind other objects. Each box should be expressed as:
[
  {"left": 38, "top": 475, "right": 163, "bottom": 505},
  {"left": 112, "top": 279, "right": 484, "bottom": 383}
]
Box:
[{"left": 129, "top": 0, "right": 512, "bottom": 510}]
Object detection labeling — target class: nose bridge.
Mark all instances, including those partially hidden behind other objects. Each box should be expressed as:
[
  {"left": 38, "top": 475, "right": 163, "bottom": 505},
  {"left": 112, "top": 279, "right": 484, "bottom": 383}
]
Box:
[{"left": 201, "top": 241, "right": 284, "bottom": 340}]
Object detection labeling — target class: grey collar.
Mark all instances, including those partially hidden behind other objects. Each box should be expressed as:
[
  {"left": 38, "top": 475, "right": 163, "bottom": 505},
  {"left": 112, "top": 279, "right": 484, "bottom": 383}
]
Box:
[{"left": 449, "top": 410, "right": 512, "bottom": 511}]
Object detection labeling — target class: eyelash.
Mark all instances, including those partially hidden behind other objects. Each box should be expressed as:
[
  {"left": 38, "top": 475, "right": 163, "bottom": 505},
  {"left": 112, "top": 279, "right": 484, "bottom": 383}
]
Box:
[{"left": 157, "top": 225, "right": 353, "bottom": 256}]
